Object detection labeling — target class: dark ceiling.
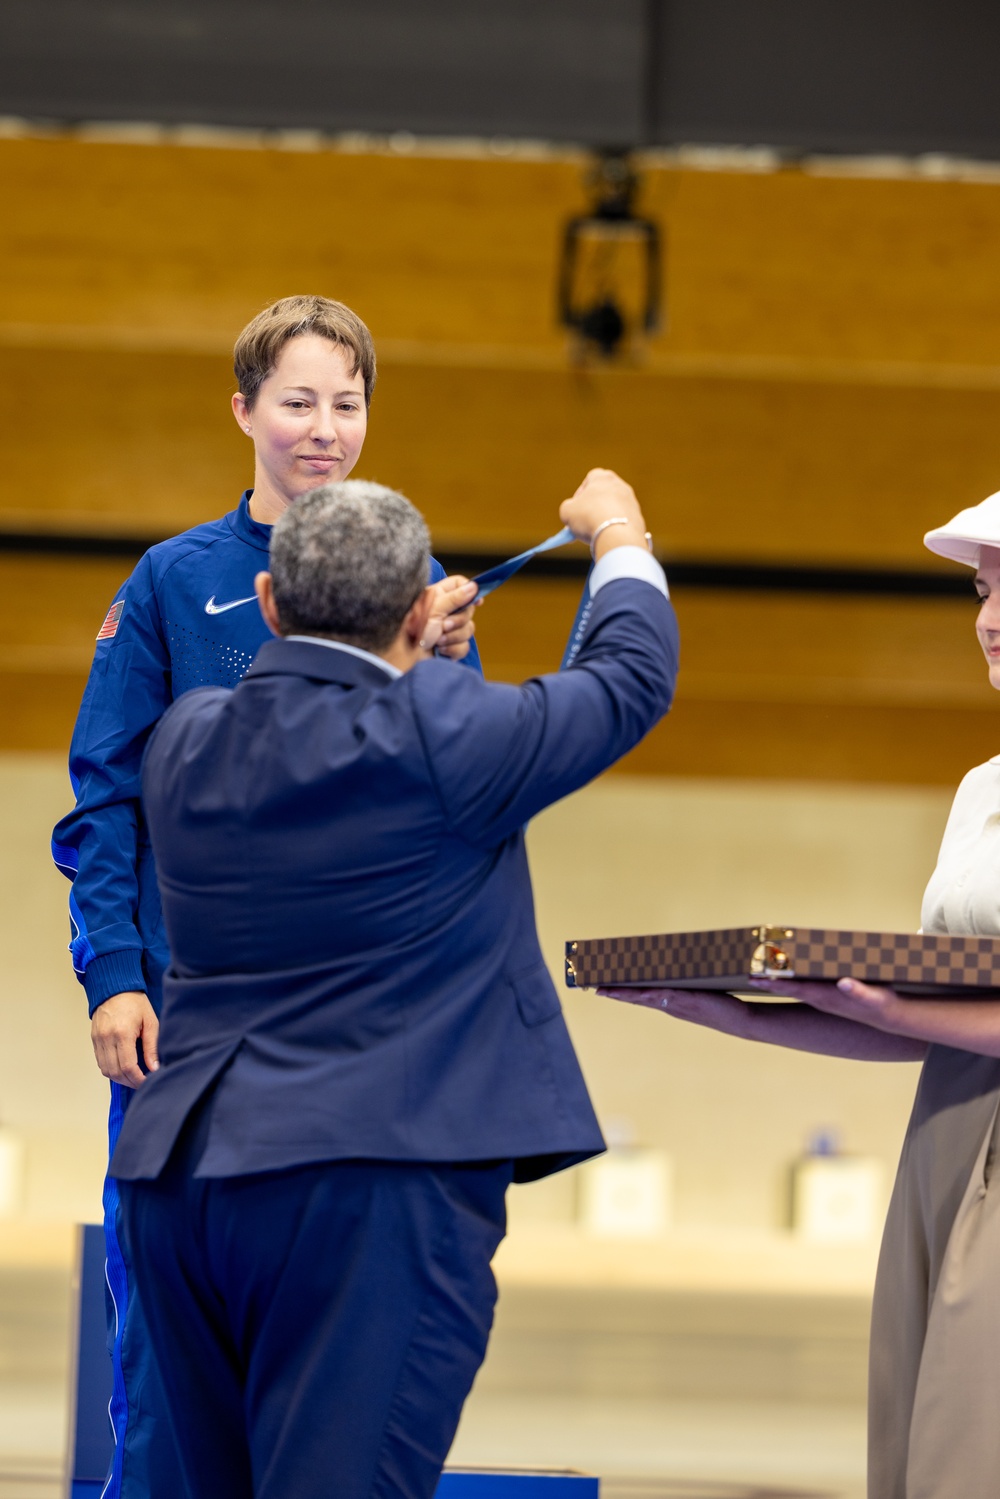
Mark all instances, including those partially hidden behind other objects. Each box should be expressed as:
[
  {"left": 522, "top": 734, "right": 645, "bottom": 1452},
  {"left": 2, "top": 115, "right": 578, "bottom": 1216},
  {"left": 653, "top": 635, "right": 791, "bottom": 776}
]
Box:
[{"left": 0, "top": 0, "right": 998, "bottom": 157}]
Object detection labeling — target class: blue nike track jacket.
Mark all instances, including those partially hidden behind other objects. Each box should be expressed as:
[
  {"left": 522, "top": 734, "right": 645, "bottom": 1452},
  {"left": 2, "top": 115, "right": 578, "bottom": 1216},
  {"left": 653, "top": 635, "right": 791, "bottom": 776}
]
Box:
[{"left": 52, "top": 491, "right": 476, "bottom": 1016}]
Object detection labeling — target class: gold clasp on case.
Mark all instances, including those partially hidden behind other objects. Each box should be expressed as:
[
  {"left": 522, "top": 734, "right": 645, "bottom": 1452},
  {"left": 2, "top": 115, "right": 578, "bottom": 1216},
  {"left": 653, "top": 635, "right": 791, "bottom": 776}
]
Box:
[
  {"left": 750, "top": 924, "right": 795, "bottom": 978},
  {"left": 565, "top": 941, "right": 578, "bottom": 988}
]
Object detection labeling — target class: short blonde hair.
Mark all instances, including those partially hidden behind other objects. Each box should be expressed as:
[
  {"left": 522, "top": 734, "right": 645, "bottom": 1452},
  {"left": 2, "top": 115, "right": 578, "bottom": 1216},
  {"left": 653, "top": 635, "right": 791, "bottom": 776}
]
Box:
[{"left": 234, "top": 294, "right": 377, "bottom": 409}]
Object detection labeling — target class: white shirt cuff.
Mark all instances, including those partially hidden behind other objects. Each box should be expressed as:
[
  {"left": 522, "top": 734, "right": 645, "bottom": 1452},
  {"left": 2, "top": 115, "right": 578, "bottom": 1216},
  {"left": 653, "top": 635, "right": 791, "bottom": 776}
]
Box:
[{"left": 589, "top": 545, "right": 669, "bottom": 600}]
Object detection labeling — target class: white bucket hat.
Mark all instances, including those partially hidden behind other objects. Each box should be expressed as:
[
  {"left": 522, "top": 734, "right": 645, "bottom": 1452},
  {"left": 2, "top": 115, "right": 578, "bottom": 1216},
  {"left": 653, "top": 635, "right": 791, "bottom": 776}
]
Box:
[{"left": 924, "top": 492, "right": 1000, "bottom": 567}]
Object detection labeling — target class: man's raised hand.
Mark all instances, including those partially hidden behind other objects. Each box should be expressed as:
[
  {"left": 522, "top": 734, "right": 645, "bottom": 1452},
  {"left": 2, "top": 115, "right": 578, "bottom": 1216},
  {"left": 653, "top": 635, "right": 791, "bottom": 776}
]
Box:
[{"left": 560, "top": 468, "right": 647, "bottom": 553}]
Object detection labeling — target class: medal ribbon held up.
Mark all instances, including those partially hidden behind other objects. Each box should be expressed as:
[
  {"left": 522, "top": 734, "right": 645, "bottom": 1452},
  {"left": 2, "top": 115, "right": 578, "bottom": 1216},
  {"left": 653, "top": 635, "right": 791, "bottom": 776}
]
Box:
[
  {"left": 465, "top": 526, "right": 593, "bottom": 670},
  {"left": 469, "top": 526, "right": 576, "bottom": 601}
]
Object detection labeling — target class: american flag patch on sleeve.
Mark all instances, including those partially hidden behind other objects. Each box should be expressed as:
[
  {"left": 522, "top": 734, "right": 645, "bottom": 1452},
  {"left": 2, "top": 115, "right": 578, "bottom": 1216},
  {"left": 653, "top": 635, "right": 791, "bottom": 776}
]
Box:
[{"left": 96, "top": 600, "right": 124, "bottom": 641}]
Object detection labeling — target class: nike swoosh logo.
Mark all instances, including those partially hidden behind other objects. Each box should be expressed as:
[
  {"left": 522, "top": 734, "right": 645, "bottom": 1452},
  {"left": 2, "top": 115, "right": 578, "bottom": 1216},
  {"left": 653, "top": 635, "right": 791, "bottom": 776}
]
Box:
[{"left": 204, "top": 595, "right": 257, "bottom": 615}]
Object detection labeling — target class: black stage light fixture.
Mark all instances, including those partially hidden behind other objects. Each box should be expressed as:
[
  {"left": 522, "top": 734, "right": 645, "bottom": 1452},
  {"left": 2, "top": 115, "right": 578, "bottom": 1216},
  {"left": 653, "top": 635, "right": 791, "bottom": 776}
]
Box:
[{"left": 557, "top": 149, "right": 663, "bottom": 361}]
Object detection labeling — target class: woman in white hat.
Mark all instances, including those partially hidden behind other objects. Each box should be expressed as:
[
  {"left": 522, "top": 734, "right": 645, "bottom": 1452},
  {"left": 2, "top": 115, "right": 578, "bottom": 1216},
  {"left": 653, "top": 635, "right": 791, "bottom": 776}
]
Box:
[{"left": 603, "top": 491, "right": 1000, "bottom": 1499}]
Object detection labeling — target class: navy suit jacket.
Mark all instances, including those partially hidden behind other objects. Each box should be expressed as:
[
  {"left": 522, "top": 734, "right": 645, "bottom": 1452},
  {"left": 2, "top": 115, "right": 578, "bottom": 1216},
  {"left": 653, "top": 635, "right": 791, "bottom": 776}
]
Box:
[{"left": 112, "top": 576, "right": 679, "bottom": 1184}]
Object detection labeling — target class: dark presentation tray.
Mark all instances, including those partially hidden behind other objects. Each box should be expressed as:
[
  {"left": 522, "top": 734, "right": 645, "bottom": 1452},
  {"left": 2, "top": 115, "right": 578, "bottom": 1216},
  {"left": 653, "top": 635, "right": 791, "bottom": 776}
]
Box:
[{"left": 564, "top": 925, "right": 1000, "bottom": 998}]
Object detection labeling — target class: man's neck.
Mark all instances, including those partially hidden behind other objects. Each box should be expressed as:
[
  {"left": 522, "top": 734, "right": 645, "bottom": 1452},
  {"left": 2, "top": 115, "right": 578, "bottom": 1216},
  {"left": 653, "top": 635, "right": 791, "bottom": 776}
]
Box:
[
  {"left": 284, "top": 635, "right": 403, "bottom": 680},
  {"left": 286, "top": 631, "right": 417, "bottom": 675},
  {"left": 380, "top": 636, "right": 420, "bottom": 673}
]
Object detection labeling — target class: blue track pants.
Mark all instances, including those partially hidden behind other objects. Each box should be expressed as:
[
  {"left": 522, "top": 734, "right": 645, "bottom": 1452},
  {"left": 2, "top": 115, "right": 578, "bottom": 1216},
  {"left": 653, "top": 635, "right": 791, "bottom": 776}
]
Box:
[{"left": 102, "top": 1081, "right": 187, "bottom": 1499}]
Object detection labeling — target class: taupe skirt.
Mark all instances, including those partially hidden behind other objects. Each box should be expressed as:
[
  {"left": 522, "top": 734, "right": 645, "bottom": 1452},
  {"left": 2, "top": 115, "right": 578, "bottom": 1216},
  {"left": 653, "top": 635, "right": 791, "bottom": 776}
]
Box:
[{"left": 869, "top": 1046, "right": 1000, "bottom": 1499}]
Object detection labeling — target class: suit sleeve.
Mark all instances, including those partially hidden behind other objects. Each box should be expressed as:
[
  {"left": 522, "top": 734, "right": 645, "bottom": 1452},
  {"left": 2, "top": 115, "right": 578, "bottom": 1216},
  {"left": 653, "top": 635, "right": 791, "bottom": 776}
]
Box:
[
  {"left": 50, "top": 554, "right": 171, "bottom": 1014},
  {"left": 412, "top": 577, "right": 678, "bottom": 846}
]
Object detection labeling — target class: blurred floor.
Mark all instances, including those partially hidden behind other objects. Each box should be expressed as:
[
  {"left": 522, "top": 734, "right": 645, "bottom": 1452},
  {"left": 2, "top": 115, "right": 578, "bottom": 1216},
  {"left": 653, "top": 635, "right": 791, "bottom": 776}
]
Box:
[
  {"left": 452, "top": 1396, "right": 865, "bottom": 1499},
  {"left": 0, "top": 1259, "right": 868, "bottom": 1499},
  {"left": 451, "top": 1283, "right": 867, "bottom": 1499},
  {"left": 0, "top": 1263, "right": 72, "bottom": 1499}
]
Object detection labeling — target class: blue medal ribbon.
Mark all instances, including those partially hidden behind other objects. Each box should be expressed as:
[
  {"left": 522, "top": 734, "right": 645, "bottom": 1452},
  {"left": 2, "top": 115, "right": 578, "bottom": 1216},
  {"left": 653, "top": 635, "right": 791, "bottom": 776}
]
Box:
[
  {"left": 559, "top": 584, "right": 595, "bottom": 670},
  {"left": 469, "top": 526, "right": 576, "bottom": 601},
  {"left": 464, "top": 526, "right": 594, "bottom": 670}
]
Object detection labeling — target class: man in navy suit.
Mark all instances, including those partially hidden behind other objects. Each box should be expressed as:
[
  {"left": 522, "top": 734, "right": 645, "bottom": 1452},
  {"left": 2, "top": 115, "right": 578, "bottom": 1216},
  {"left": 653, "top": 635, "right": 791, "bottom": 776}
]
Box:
[{"left": 112, "top": 469, "right": 678, "bottom": 1499}]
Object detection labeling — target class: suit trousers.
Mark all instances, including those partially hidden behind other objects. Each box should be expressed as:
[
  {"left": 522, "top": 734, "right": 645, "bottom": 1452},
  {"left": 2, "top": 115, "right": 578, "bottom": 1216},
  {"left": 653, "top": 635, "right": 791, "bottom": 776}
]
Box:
[{"left": 118, "top": 1135, "right": 512, "bottom": 1499}]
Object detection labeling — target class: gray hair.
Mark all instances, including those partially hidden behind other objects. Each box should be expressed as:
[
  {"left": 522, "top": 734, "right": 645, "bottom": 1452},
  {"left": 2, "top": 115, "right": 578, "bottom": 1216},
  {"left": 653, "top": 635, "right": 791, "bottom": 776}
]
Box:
[{"left": 269, "top": 481, "right": 430, "bottom": 650}]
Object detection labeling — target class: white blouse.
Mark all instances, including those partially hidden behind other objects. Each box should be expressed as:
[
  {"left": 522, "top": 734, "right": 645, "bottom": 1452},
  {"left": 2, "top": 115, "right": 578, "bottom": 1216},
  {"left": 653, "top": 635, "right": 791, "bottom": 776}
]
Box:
[{"left": 922, "top": 758, "right": 1000, "bottom": 937}]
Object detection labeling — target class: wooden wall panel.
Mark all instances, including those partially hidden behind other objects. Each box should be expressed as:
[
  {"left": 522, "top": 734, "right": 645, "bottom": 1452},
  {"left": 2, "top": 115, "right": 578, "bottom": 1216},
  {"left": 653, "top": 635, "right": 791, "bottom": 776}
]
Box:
[
  {"left": 5, "top": 138, "right": 1000, "bottom": 365},
  {"left": 1, "top": 671, "right": 88, "bottom": 754},
  {"left": 0, "top": 347, "right": 246, "bottom": 535},
  {"left": 644, "top": 169, "right": 1000, "bottom": 365},
  {"left": 3, "top": 346, "right": 1000, "bottom": 570},
  {"left": 0, "top": 556, "right": 130, "bottom": 660},
  {"left": 0, "top": 556, "right": 127, "bottom": 753},
  {"left": 0, "top": 138, "right": 577, "bottom": 350},
  {"left": 626, "top": 699, "right": 1000, "bottom": 786}
]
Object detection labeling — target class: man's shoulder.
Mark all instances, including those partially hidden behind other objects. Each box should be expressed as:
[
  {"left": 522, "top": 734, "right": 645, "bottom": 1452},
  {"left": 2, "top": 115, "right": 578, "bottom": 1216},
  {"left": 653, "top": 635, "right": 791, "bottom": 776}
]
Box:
[
  {"left": 409, "top": 656, "right": 495, "bottom": 695},
  {"left": 148, "top": 683, "right": 231, "bottom": 755},
  {"left": 161, "top": 681, "right": 231, "bottom": 720},
  {"left": 405, "top": 656, "right": 515, "bottom": 736}
]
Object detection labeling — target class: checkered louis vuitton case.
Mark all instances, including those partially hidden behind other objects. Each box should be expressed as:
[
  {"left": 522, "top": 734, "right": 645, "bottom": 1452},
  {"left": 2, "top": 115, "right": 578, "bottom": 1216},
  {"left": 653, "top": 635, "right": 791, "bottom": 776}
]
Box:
[{"left": 564, "top": 925, "right": 1000, "bottom": 998}]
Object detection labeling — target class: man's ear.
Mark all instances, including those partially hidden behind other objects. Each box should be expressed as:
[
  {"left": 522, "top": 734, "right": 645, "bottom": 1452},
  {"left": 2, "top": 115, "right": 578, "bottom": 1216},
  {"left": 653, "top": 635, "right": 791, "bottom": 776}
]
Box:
[
  {"left": 402, "top": 586, "right": 438, "bottom": 655},
  {"left": 255, "top": 572, "right": 282, "bottom": 637}
]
